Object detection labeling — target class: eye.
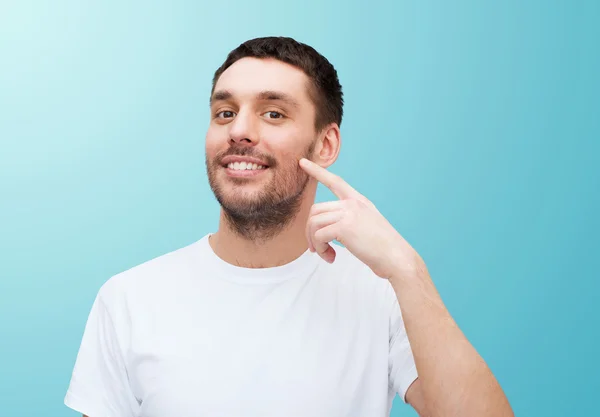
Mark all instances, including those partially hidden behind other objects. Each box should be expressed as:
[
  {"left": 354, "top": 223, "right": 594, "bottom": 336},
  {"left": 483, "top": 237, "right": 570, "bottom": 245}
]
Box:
[
  {"left": 216, "top": 110, "right": 236, "bottom": 119},
  {"left": 263, "top": 111, "right": 284, "bottom": 119}
]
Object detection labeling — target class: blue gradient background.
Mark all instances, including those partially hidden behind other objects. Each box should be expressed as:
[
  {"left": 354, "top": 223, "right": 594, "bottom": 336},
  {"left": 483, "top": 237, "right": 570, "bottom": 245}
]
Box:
[{"left": 1, "top": 1, "right": 598, "bottom": 416}]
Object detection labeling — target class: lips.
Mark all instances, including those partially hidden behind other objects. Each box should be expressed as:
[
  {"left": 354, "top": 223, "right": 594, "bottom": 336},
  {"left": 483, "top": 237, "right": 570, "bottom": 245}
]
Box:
[
  {"left": 220, "top": 155, "right": 270, "bottom": 167},
  {"left": 227, "top": 161, "right": 265, "bottom": 170},
  {"left": 224, "top": 163, "right": 268, "bottom": 178}
]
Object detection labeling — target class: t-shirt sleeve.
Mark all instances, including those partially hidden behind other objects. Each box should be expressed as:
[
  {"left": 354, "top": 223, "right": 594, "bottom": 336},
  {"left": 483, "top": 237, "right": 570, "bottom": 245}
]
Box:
[
  {"left": 64, "top": 291, "right": 139, "bottom": 417},
  {"left": 387, "top": 283, "right": 419, "bottom": 403}
]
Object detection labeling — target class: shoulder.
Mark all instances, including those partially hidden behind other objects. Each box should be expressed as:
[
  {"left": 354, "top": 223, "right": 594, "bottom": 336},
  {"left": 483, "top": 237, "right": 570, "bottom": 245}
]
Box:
[{"left": 96, "top": 236, "right": 208, "bottom": 309}]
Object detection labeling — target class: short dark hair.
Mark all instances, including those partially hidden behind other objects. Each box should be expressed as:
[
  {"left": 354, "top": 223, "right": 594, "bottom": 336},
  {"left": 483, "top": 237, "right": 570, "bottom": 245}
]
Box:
[{"left": 211, "top": 36, "right": 344, "bottom": 131}]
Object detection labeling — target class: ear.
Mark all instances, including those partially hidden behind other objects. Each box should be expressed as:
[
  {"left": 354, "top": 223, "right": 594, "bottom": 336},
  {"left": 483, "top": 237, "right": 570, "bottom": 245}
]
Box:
[{"left": 313, "top": 123, "right": 341, "bottom": 169}]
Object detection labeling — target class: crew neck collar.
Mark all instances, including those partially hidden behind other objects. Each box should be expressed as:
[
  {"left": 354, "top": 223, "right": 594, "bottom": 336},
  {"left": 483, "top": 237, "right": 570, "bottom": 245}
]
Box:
[{"left": 198, "top": 234, "right": 320, "bottom": 284}]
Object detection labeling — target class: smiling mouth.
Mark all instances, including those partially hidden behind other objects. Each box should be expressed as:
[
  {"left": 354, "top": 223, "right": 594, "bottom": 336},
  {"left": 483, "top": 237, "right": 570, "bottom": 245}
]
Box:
[{"left": 225, "top": 161, "right": 268, "bottom": 171}]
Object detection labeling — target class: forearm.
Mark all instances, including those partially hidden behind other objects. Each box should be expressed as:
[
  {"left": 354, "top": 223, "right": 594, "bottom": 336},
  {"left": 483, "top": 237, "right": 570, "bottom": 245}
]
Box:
[{"left": 389, "top": 263, "right": 513, "bottom": 417}]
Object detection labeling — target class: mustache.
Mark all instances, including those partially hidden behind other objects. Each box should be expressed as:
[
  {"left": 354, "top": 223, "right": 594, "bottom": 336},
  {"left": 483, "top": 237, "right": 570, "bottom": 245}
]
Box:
[{"left": 215, "top": 146, "right": 277, "bottom": 167}]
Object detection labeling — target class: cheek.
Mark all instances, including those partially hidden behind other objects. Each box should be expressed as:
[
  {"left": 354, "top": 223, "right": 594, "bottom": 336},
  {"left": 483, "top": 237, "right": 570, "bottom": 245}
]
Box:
[
  {"left": 262, "top": 126, "right": 311, "bottom": 157},
  {"left": 205, "top": 129, "right": 224, "bottom": 157}
]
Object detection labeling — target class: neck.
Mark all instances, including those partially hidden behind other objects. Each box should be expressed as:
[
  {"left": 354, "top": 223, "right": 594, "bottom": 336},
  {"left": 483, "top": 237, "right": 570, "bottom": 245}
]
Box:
[{"left": 209, "top": 188, "right": 316, "bottom": 268}]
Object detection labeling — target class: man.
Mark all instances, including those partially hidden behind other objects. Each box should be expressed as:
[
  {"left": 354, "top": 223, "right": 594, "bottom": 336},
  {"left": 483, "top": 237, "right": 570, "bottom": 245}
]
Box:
[{"left": 65, "top": 37, "right": 513, "bottom": 417}]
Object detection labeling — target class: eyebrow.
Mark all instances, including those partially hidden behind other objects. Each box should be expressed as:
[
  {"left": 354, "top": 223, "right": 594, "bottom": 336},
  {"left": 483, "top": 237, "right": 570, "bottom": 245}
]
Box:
[{"left": 210, "top": 89, "right": 300, "bottom": 109}]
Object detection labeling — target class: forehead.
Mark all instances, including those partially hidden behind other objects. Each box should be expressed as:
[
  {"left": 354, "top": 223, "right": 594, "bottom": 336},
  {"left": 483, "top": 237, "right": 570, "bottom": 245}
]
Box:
[{"left": 213, "top": 57, "right": 312, "bottom": 104}]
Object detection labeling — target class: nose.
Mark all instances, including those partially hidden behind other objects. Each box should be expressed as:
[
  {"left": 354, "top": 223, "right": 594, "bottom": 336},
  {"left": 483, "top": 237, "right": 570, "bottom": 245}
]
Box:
[{"left": 228, "top": 110, "right": 259, "bottom": 146}]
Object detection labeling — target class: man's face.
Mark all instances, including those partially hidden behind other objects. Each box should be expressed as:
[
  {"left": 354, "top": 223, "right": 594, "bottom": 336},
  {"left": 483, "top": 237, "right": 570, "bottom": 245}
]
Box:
[{"left": 205, "top": 57, "right": 319, "bottom": 227}]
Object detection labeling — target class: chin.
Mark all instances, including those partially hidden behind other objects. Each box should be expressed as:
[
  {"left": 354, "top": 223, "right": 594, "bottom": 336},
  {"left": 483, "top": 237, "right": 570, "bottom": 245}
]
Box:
[
  {"left": 219, "top": 186, "right": 265, "bottom": 206},
  {"left": 220, "top": 178, "right": 265, "bottom": 194}
]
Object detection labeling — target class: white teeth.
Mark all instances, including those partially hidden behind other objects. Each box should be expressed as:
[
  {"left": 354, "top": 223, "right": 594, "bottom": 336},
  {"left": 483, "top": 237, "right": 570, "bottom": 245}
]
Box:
[{"left": 227, "top": 162, "right": 266, "bottom": 171}]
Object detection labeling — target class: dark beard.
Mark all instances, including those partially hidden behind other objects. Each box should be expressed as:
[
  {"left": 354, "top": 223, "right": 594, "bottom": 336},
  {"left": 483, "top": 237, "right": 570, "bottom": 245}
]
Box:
[{"left": 206, "top": 140, "right": 315, "bottom": 242}]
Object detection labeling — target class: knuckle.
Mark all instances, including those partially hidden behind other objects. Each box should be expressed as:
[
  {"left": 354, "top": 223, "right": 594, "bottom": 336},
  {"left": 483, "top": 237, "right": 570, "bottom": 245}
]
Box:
[{"left": 346, "top": 198, "right": 361, "bottom": 209}]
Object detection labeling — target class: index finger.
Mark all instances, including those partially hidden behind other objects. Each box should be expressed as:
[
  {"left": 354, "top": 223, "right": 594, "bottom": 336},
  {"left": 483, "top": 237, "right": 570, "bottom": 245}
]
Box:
[{"left": 299, "top": 158, "right": 360, "bottom": 199}]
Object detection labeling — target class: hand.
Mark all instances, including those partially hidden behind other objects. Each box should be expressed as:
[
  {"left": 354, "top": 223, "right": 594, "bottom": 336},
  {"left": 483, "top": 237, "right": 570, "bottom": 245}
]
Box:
[{"left": 299, "top": 158, "right": 426, "bottom": 280}]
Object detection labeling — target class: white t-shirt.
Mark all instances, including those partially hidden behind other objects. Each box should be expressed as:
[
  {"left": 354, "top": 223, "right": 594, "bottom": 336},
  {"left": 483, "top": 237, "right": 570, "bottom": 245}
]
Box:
[{"left": 64, "top": 234, "right": 418, "bottom": 417}]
